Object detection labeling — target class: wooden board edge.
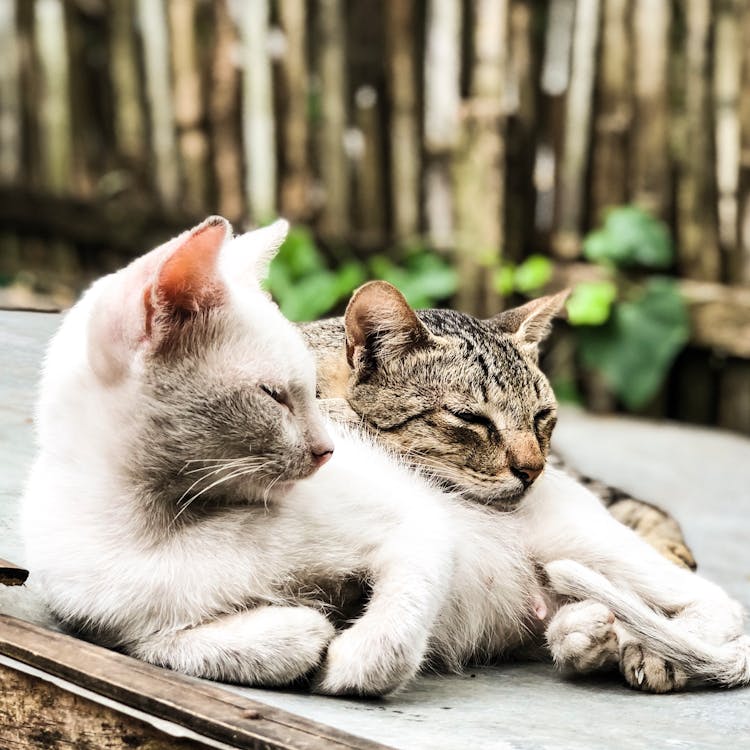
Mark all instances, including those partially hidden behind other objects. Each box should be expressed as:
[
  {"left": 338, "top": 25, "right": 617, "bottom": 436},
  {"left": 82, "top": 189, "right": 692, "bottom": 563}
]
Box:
[{"left": 0, "top": 614, "right": 392, "bottom": 750}]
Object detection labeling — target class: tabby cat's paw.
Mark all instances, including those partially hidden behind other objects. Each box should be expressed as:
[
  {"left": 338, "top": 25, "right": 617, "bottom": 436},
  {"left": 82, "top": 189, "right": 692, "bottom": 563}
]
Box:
[
  {"left": 314, "top": 626, "right": 423, "bottom": 696},
  {"left": 620, "top": 643, "right": 688, "bottom": 693},
  {"left": 546, "top": 601, "right": 619, "bottom": 673},
  {"left": 655, "top": 539, "right": 697, "bottom": 571}
]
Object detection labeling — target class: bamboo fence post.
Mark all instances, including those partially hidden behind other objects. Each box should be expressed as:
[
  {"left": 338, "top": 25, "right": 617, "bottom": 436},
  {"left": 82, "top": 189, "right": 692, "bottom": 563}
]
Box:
[
  {"left": 385, "top": 0, "right": 421, "bottom": 245},
  {"left": 34, "top": 0, "right": 72, "bottom": 194},
  {"left": 316, "top": 0, "right": 349, "bottom": 242},
  {"left": 505, "top": 0, "right": 538, "bottom": 262},
  {"left": 137, "top": 0, "right": 179, "bottom": 209},
  {"left": 168, "top": 0, "right": 207, "bottom": 215},
  {"left": 0, "top": 0, "right": 20, "bottom": 184},
  {"left": 553, "top": 0, "right": 601, "bottom": 259},
  {"left": 354, "top": 85, "right": 385, "bottom": 248},
  {"left": 677, "top": 0, "right": 720, "bottom": 281},
  {"left": 234, "top": 0, "right": 276, "bottom": 223},
  {"left": 713, "top": 0, "right": 741, "bottom": 255},
  {"left": 423, "top": 0, "right": 461, "bottom": 251},
  {"left": 631, "top": 0, "right": 670, "bottom": 218},
  {"left": 109, "top": 0, "right": 145, "bottom": 164},
  {"left": 454, "top": 0, "right": 507, "bottom": 317},
  {"left": 590, "top": 0, "right": 630, "bottom": 224},
  {"left": 738, "top": 3, "right": 750, "bottom": 284},
  {"left": 278, "top": 0, "right": 311, "bottom": 220},
  {"left": 209, "top": 0, "right": 244, "bottom": 222}
]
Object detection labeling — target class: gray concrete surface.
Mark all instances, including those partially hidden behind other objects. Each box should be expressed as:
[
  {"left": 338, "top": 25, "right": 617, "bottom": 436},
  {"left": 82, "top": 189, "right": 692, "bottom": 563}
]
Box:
[{"left": 2, "top": 310, "right": 749, "bottom": 749}]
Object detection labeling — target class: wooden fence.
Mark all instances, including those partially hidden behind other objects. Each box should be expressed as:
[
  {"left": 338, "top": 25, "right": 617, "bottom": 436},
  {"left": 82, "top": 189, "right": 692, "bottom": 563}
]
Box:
[{"left": 0, "top": 0, "right": 749, "bottom": 431}]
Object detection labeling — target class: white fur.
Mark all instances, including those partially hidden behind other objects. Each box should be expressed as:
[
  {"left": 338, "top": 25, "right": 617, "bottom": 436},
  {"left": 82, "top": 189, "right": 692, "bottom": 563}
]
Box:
[{"left": 22, "top": 220, "right": 749, "bottom": 695}]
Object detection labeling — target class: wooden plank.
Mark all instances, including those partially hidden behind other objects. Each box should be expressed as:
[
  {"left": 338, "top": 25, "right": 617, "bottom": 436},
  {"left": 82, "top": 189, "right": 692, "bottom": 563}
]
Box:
[
  {"left": 0, "top": 558, "right": 28, "bottom": 587},
  {"left": 0, "top": 615, "right": 389, "bottom": 750},
  {"left": 0, "top": 661, "right": 209, "bottom": 750}
]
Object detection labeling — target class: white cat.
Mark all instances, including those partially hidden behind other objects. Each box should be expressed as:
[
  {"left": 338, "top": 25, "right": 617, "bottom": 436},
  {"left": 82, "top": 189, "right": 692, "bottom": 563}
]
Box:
[{"left": 22, "top": 217, "right": 750, "bottom": 695}]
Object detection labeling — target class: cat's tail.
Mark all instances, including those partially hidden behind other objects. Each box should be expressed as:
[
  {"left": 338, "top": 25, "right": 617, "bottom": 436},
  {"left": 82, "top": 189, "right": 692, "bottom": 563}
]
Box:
[{"left": 545, "top": 559, "right": 750, "bottom": 688}]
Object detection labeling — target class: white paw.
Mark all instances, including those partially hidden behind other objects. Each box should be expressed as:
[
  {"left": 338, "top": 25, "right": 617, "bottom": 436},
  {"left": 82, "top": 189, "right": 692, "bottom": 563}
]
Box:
[
  {"left": 314, "top": 625, "right": 425, "bottom": 696},
  {"left": 620, "top": 642, "right": 688, "bottom": 693},
  {"left": 546, "top": 601, "right": 619, "bottom": 673}
]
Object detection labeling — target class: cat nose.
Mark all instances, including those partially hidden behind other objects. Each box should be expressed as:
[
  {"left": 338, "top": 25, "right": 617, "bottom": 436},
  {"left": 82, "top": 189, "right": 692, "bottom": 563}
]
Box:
[
  {"left": 311, "top": 442, "right": 334, "bottom": 468},
  {"left": 510, "top": 462, "right": 544, "bottom": 487}
]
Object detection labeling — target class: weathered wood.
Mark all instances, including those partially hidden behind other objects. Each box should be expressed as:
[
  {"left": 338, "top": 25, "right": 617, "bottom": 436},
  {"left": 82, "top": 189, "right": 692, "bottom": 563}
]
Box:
[
  {"left": 385, "top": 0, "right": 420, "bottom": 243},
  {"left": 353, "top": 86, "right": 385, "bottom": 248},
  {"left": 0, "top": 0, "right": 20, "bottom": 183},
  {"left": 0, "top": 615, "right": 390, "bottom": 750},
  {"left": 454, "top": 0, "right": 507, "bottom": 317},
  {"left": 734, "top": 2, "right": 750, "bottom": 284},
  {"left": 137, "top": 0, "right": 179, "bottom": 208},
  {"left": 34, "top": 0, "right": 73, "bottom": 194},
  {"left": 169, "top": 0, "right": 208, "bottom": 215},
  {"left": 553, "top": 0, "right": 601, "bottom": 258},
  {"left": 423, "top": 0, "right": 461, "bottom": 250},
  {"left": 631, "top": 0, "right": 670, "bottom": 217},
  {"left": 590, "top": 0, "right": 630, "bottom": 223},
  {"left": 0, "top": 661, "right": 208, "bottom": 750},
  {"left": 278, "top": 0, "right": 312, "bottom": 220},
  {"left": 208, "top": 0, "right": 244, "bottom": 222},
  {"left": 109, "top": 0, "right": 146, "bottom": 163},
  {"left": 317, "top": 0, "right": 349, "bottom": 241},
  {"left": 676, "top": 0, "right": 720, "bottom": 280},
  {"left": 235, "top": 0, "right": 276, "bottom": 222},
  {"left": 713, "top": 0, "right": 741, "bottom": 254},
  {"left": 0, "top": 558, "right": 28, "bottom": 586}
]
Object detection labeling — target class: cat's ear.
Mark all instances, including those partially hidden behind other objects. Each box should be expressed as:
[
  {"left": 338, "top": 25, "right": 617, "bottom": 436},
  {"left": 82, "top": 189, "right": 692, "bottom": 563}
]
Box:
[
  {"left": 489, "top": 290, "right": 570, "bottom": 356},
  {"left": 344, "top": 281, "right": 432, "bottom": 374},
  {"left": 223, "top": 219, "right": 289, "bottom": 284},
  {"left": 147, "top": 216, "right": 232, "bottom": 322}
]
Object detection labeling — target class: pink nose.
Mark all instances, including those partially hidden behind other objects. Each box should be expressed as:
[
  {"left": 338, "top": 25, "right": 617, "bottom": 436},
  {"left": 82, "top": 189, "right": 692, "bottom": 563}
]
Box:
[{"left": 311, "top": 444, "right": 334, "bottom": 468}]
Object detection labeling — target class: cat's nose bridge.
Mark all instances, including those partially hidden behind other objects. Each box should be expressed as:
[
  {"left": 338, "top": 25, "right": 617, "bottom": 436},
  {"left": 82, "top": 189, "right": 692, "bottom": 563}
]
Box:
[
  {"left": 307, "top": 417, "right": 335, "bottom": 468},
  {"left": 505, "top": 430, "right": 544, "bottom": 487}
]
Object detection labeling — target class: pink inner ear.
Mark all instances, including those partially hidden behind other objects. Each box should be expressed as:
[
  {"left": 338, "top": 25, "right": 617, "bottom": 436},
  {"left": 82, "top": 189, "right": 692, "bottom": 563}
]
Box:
[{"left": 146, "top": 221, "right": 227, "bottom": 330}]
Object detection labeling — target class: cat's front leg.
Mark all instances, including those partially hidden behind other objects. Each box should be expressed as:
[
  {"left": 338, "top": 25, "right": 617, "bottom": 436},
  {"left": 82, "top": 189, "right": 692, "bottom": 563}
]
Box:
[
  {"left": 131, "top": 605, "right": 334, "bottom": 686},
  {"left": 315, "top": 519, "right": 455, "bottom": 696}
]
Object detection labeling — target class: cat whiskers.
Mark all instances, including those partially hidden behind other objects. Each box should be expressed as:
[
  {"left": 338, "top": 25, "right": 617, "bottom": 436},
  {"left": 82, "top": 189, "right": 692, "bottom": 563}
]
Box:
[{"left": 171, "top": 458, "right": 270, "bottom": 527}]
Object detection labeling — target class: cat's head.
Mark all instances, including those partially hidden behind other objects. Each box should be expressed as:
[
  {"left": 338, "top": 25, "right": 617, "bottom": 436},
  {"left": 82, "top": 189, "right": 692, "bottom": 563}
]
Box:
[
  {"left": 62, "top": 216, "right": 333, "bottom": 507},
  {"left": 342, "top": 281, "right": 567, "bottom": 506}
]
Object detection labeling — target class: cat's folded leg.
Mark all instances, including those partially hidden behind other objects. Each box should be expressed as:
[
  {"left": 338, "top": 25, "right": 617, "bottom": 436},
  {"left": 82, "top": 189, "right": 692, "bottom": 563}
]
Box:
[
  {"left": 545, "top": 600, "right": 619, "bottom": 674},
  {"left": 131, "top": 605, "right": 335, "bottom": 686},
  {"left": 545, "top": 598, "right": 689, "bottom": 692}
]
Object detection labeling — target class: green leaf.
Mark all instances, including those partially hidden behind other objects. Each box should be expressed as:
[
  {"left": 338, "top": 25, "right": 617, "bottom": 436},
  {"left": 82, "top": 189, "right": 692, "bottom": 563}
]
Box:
[
  {"left": 494, "top": 265, "right": 515, "bottom": 296},
  {"left": 583, "top": 206, "right": 673, "bottom": 269},
  {"left": 514, "top": 255, "right": 553, "bottom": 294},
  {"left": 566, "top": 281, "right": 617, "bottom": 326},
  {"left": 577, "top": 278, "right": 689, "bottom": 410},
  {"left": 273, "top": 227, "right": 325, "bottom": 280}
]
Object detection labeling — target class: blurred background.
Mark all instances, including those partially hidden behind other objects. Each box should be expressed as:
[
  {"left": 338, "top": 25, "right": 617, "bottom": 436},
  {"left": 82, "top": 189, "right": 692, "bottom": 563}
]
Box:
[{"left": 0, "top": 0, "right": 748, "bottom": 433}]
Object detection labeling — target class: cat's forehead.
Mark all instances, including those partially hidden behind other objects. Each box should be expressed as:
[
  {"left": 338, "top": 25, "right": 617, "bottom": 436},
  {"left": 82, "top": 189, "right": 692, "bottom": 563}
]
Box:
[
  {"left": 224, "top": 290, "right": 315, "bottom": 385},
  {"left": 416, "top": 308, "right": 543, "bottom": 396}
]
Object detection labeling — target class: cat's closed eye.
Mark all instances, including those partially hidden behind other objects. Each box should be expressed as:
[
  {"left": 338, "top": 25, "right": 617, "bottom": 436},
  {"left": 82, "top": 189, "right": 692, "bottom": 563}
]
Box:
[
  {"left": 260, "top": 384, "right": 291, "bottom": 410},
  {"left": 444, "top": 408, "right": 495, "bottom": 432}
]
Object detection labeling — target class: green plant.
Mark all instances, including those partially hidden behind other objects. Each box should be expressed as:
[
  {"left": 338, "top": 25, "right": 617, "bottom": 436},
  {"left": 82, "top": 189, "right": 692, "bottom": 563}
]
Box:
[
  {"left": 568, "top": 206, "right": 689, "bottom": 410},
  {"left": 494, "top": 254, "right": 553, "bottom": 297},
  {"left": 267, "top": 227, "right": 457, "bottom": 321}
]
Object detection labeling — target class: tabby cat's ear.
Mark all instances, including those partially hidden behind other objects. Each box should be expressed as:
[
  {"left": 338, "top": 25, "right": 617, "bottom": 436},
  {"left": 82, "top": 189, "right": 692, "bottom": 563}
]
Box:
[
  {"left": 344, "top": 281, "right": 432, "bottom": 374},
  {"left": 489, "top": 290, "right": 570, "bottom": 356}
]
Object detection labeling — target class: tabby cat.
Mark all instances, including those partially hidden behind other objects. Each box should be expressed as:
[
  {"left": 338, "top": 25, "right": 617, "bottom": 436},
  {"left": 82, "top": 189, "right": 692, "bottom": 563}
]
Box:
[{"left": 300, "top": 281, "right": 695, "bottom": 569}]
